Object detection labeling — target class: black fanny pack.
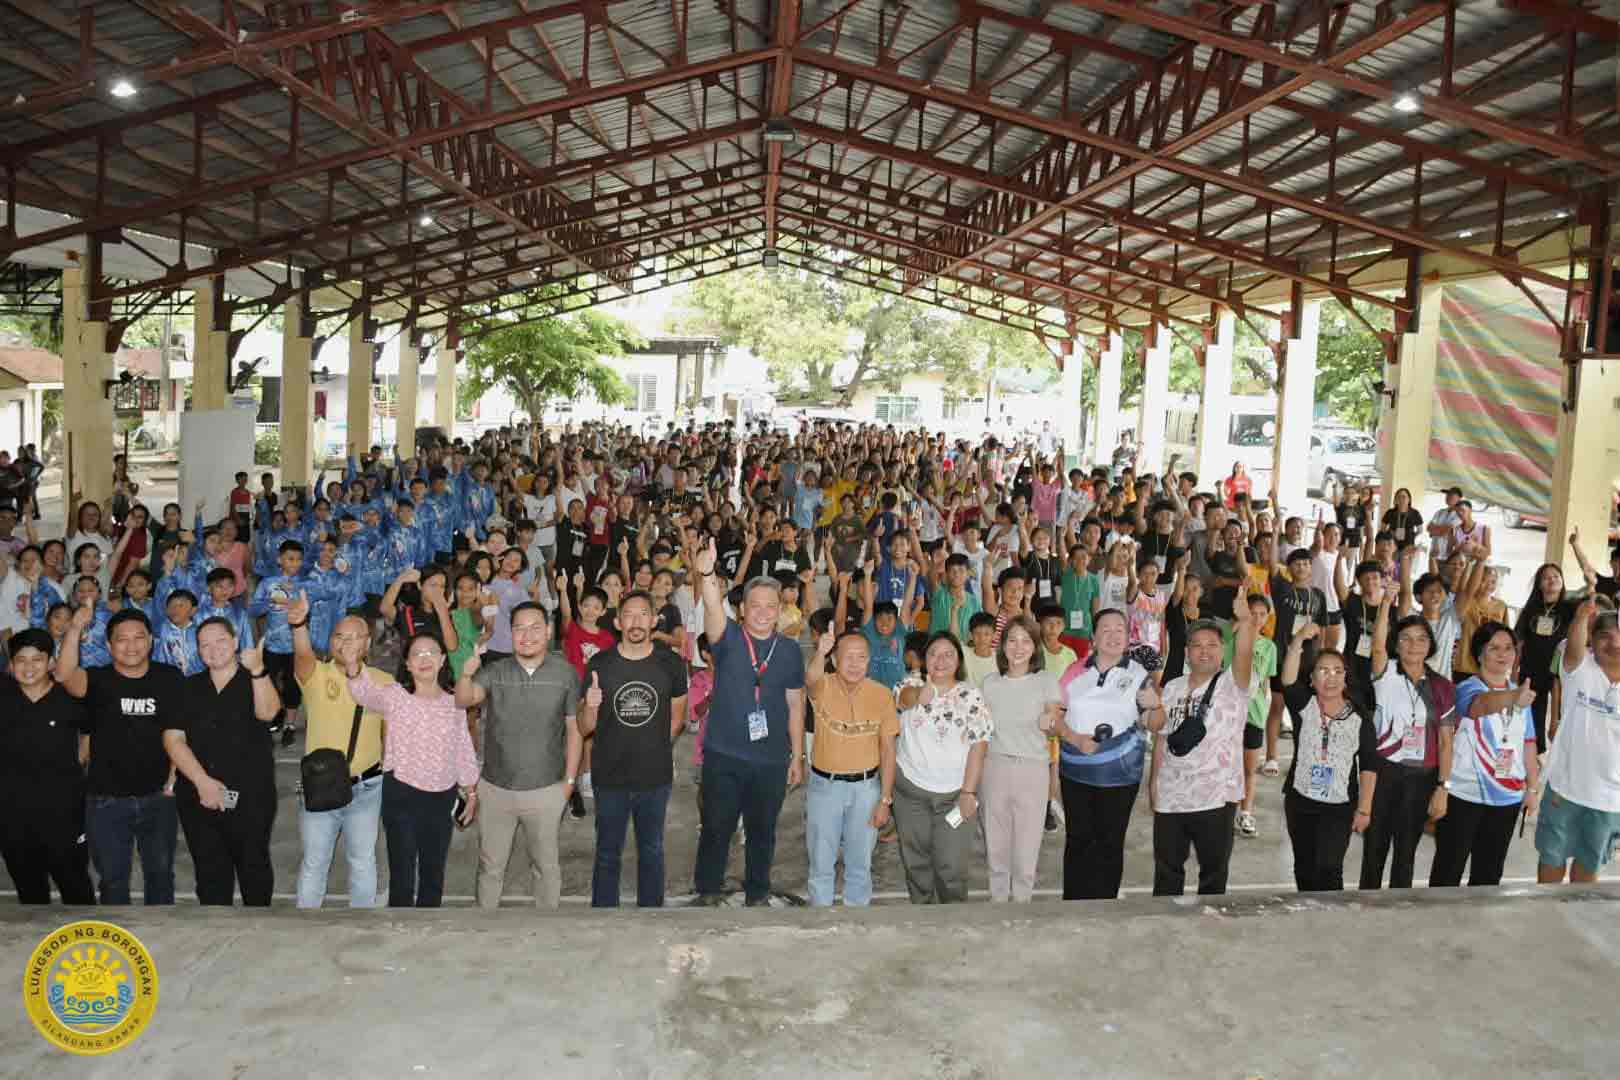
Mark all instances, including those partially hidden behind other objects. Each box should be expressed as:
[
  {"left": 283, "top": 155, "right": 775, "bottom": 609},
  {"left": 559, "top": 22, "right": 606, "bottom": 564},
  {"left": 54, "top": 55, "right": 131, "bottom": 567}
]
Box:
[
  {"left": 1166, "top": 672, "right": 1223, "bottom": 758},
  {"left": 300, "top": 703, "right": 364, "bottom": 812}
]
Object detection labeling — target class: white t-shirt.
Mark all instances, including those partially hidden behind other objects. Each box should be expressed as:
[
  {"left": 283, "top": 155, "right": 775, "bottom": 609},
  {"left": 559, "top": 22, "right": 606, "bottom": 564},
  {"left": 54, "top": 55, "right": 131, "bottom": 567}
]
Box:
[
  {"left": 523, "top": 493, "right": 558, "bottom": 546},
  {"left": 1098, "top": 573, "right": 1131, "bottom": 612},
  {"left": 1311, "top": 550, "right": 1341, "bottom": 614},
  {"left": 1545, "top": 655, "right": 1620, "bottom": 811},
  {"left": 1430, "top": 508, "right": 1459, "bottom": 560},
  {"left": 1426, "top": 608, "right": 1461, "bottom": 681},
  {"left": 0, "top": 571, "right": 30, "bottom": 635},
  {"left": 1155, "top": 667, "right": 1253, "bottom": 814},
  {"left": 555, "top": 485, "right": 586, "bottom": 518},
  {"left": 951, "top": 541, "right": 988, "bottom": 594},
  {"left": 896, "top": 682, "right": 994, "bottom": 794}
]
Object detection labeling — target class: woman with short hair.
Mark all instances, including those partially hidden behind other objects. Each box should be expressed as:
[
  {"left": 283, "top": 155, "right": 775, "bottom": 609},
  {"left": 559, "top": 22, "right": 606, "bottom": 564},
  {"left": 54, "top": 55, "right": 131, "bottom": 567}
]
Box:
[{"left": 1429, "top": 621, "right": 1540, "bottom": 888}]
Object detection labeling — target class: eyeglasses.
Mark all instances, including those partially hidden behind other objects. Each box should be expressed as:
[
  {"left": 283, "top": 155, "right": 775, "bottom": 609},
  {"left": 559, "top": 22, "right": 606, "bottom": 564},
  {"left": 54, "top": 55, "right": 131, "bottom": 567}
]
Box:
[{"left": 408, "top": 649, "right": 442, "bottom": 660}]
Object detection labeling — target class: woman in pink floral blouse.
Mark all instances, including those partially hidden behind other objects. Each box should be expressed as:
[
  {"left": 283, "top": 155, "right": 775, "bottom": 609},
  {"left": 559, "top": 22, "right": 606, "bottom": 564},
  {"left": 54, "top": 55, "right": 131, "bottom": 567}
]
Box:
[{"left": 348, "top": 630, "right": 480, "bottom": 908}]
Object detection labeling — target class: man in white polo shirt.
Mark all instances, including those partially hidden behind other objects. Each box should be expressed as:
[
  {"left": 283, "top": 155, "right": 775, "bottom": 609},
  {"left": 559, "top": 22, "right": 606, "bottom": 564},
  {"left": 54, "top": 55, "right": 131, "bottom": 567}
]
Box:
[{"left": 1537, "top": 597, "right": 1620, "bottom": 883}]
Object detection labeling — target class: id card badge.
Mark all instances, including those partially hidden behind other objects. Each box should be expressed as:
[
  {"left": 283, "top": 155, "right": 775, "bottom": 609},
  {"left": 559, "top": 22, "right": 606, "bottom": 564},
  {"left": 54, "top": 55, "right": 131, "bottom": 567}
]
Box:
[
  {"left": 1401, "top": 719, "right": 1426, "bottom": 758},
  {"left": 747, "top": 709, "right": 769, "bottom": 742},
  {"left": 1308, "top": 764, "right": 1334, "bottom": 798},
  {"left": 1492, "top": 746, "right": 1516, "bottom": 778},
  {"left": 944, "top": 806, "right": 964, "bottom": 829},
  {"left": 1394, "top": 527, "right": 1406, "bottom": 541},
  {"left": 1038, "top": 578, "right": 1053, "bottom": 599},
  {"left": 1535, "top": 615, "right": 1555, "bottom": 637},
  {"left": 222, "top": 788, "right": 240, "bottom": 810},
  {"left": 1069, "top": 610, "right": 1086, "bottom": 631},
  {"left": 1355, "top": 633, "right": 1373, "bottom": 658}
]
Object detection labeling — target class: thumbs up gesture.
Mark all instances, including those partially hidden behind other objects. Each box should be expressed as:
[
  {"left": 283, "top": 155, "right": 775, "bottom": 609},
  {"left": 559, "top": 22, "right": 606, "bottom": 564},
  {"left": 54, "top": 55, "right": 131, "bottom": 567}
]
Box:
[{"left": 585, "top": 670, "right": 603, "bottom": 710}]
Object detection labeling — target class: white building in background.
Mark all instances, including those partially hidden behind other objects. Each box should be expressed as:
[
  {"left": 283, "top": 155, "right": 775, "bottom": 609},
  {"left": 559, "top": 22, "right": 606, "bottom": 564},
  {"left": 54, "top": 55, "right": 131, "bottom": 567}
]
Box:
[{"left": 844, "top": 366, "right": 1067, "bottom": 443}]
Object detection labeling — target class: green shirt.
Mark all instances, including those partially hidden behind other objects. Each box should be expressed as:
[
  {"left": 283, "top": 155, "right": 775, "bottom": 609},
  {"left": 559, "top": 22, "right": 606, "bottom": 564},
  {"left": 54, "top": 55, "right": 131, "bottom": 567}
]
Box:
[
  {"left": 447, "top": 607, "right": 480, "bottom": 681},
  {"left": 1061, "top": 569, "right": 1100, "bottom": 638},
  {"left": 1223, "top": 629, "right": 1278, "bottom": 728},
  {"left": 928, "top": 586, "right": 982, "bottom": 642}
]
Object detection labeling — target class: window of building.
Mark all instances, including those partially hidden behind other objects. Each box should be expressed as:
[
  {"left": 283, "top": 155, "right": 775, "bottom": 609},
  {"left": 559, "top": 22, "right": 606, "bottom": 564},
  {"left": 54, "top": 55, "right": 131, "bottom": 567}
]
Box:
[
  {"left": 628, "top": 373, "right": 658, "bottom": 412},
  {"left": 874, "top": 395, "right": 920, "bottom": 423}
]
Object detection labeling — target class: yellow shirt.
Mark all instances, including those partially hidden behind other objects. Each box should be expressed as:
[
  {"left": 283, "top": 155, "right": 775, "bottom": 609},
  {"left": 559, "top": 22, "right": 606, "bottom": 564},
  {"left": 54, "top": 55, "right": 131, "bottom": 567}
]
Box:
[{"left": 296, "top": 659, "right": 394, "bottom": 774}]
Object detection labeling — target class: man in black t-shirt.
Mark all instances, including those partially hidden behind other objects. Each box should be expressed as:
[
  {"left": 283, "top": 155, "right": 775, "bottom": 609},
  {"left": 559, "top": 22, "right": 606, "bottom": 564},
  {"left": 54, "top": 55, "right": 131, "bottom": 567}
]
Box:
[
  {"left": 58, "top": 607, "right": 186, "bottom": 905},
  {"left": 581, "top": 591, "right": 688, "bottom": 908},
  {"left": 1266, "top": 548, "right": 1330, "bottom": 772}
]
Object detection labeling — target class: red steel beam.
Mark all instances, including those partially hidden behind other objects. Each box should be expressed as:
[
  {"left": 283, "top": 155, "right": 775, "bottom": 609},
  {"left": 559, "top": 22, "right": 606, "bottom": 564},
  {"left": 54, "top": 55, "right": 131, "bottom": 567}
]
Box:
[{"left": 762, "top": 0, "right": 800, "bottom": 248}]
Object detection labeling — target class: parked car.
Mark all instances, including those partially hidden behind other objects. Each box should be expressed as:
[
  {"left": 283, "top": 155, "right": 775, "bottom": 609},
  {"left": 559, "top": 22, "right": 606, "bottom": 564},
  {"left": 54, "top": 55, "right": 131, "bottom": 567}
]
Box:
[{"left": 1307, "top": 427, "right": 1378, "bottom": 500}]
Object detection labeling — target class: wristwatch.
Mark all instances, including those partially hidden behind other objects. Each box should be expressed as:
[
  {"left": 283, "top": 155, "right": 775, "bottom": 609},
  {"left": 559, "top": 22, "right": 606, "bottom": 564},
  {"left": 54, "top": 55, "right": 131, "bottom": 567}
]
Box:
[
  {"left": 1439, "top": 779, "right": 1453, "bottom": 792},
  {"left": 881, "top": 794, "right": 893, "bottom": 806}
]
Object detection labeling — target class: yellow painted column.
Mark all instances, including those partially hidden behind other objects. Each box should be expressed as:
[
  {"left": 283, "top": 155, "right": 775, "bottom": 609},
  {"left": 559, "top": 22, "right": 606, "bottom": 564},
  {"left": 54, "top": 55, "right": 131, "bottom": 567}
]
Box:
[
  {"left": 1545, "top": 357, "right": 1620, "bottom": 579},
  {"left": 60, "top": 263, "right": 116, "bottom": 512},
  {"left": 280, "top": 299, "right": 315, "bottom": 488},
  {"left": 190, "top": 277, "right": 229, "bottom": 411},
  {"left": 435, "top": 336, "right": 456, "bottom": 431},
  {"left": 397, "top": 336, "right": 420, "bottom": 460},
  {"left": 346, "top": 315, "right": 373, "bottom": 458},
  {"left": 1377, "top": 280, "right": 1444, "bottom": 510}
]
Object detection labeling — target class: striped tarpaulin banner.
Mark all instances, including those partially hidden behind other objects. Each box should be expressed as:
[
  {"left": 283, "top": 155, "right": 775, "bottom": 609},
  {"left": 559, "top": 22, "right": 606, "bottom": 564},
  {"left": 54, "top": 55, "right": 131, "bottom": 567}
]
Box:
[{"left": 1426, "top": 279, "right": 1564, "bottom": 513}]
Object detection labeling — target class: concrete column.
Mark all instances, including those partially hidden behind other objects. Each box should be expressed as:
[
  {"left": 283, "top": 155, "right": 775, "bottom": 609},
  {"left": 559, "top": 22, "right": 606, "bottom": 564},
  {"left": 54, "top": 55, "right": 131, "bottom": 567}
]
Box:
[
  {"left": 1377, "top": 280, "right": 1444, "bottom": 511},
  {"left": 1545, "top": 357, "right": 1620, "bottom": 579},
  {"left": 190, "top": 277, "right": 229, "bottom": 411},
  {"left": 397, "top": 336, "right": 420, "bottom": 460},
  {"left": 1196, "top": 309, "right": 1236, "bottom": 487},
  {"left": 1137, "top": 321, "right": 1172, "bottom": 475},
  {"left": 60, "top": 263, "right": 117, "bottom": 511},
  {"left": 346, "top": 316, "right": 372, "bottom": 458},
  {"left": 1059, "top": 342, "right": 1085, "bottom": 471},
  {"left": 1091, "top": 331, "right": 1123, "bottom": 468},
  {"left": 280, "top": 299, "right": 315, "bottom": 488},
  {"left": 435, "top": 338, "right": 456, "bottom": 431},
  {"left": 1274, "top": 299, "right": 1322, "bottom": 514}
]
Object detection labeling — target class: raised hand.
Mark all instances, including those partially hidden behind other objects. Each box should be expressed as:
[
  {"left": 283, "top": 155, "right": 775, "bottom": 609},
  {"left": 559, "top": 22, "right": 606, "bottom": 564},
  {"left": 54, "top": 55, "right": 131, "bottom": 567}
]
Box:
[
  {"left": 285, "top": 589, "right": 311, "bottom": 627},
  {"left": 70, "top": 602, "right": 94, "bottom": 631},
  {"left": 816, "top": 629, "right": 835, "bottom": 658},
  {"left": 1515, "top": 683, "right": 1536, "bottom": 709},
  {"left": 1136, "top": 683, "right": 1161, "bottom": 712},
  {"left": 585, "top": 671, "right": 603, "bottom": 710},
  {"left": 239, "top": 642, "right": 264, "bottom": 673},
  {"left": 461, "top": 653, "right": 481, "bottom": 679}
]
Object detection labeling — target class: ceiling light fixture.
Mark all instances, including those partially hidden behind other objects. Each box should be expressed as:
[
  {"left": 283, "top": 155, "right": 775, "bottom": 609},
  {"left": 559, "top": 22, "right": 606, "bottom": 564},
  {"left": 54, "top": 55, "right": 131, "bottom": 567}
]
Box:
[
  {"left": 1391, "top": 91, "right": 1420, "bottom": 114},
  {"left": 762, "top": 118, "right": 796, "bottom": 144},
  {"left": 110, "top": 78, "right": 138, "bottom": 99},
  {"left": 418, "top": 213, "right": 434, "bottom": 228},
  {"left": 1458, "top": 228, "right": 1474, "bottom": 238},
  {"left": 762, "top": 247, "right": 780, "bottom": 270}
]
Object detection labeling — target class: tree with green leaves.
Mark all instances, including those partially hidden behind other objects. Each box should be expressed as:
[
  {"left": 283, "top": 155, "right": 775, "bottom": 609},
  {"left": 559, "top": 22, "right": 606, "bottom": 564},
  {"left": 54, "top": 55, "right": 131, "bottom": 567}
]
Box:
[
  {"left": 460, "top": 309, "right": 643, "bottom": 426},
  {"left": 674, "top": 266, "right": 1051, "bottom": 404}
]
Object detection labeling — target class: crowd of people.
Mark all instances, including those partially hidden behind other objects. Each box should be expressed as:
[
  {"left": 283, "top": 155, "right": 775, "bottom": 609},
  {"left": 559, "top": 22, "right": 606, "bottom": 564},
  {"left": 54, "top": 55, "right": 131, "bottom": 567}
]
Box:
[{"left": 0, "top": 416, "right": 1616, "bottom": 910}]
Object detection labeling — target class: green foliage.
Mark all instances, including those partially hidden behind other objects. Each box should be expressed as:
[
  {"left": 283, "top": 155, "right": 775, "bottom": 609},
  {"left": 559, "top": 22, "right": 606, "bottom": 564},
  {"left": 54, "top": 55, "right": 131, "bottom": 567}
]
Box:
[
  {"left": 462, "top": 301, "right": 643, "bottom": 423},
  {"left": 254, "top": 427, "right": 280, "bottom": 466},
  {"left": 674, "top": 268, "right": 1053, "bottom": 404},
  {"left": 0, "top": 313, "right": 63, "bottom": 354},
  {"left": 1314, "top": 299, "right": 1392, "bottom": 431}
]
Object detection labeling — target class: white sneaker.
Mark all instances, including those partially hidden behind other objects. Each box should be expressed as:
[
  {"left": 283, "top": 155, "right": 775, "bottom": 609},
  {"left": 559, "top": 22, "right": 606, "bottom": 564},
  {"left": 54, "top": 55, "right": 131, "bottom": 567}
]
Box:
[
  {"left": 1237, "top": 811, "right": 1258, "bottom": 837},
  {"left": 579, "top": 772, "right": 594, "bottom": 798}
]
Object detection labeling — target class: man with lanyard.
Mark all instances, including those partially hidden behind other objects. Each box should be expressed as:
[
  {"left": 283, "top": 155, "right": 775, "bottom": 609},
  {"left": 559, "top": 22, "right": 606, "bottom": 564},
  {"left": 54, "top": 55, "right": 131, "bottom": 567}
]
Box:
[
  {"left": 1264, "top": 548, "right": 1330, "bottom": 776},
  {"left": 691, "top": 538, "right": 806, "bottom": 907}
]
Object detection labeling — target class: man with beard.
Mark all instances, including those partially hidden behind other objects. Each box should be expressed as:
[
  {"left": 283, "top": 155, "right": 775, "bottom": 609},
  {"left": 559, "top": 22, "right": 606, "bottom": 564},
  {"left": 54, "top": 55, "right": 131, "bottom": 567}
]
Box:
[{"left": 581, "top": 591, "right": 688, "bottom": 907}]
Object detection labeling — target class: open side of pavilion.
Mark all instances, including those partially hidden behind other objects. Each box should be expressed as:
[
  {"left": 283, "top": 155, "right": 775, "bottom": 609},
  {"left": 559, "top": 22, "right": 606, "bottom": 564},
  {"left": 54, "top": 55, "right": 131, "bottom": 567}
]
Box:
[{"left": 0, "top": 1, "right": 1615, "bottom": 574}]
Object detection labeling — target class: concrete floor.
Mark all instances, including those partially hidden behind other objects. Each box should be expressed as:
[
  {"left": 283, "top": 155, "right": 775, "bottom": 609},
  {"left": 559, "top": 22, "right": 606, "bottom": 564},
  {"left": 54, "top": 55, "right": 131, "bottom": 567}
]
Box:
[{"left": 1, "top": 886, "right": 1615, "bottom": 1078}]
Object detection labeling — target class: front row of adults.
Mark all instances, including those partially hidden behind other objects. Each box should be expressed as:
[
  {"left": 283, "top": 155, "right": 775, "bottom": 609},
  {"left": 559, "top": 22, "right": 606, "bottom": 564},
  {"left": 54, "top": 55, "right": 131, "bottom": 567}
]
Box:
[{"left": 5, "top": 573, "right": 1616, "bottom": 907}]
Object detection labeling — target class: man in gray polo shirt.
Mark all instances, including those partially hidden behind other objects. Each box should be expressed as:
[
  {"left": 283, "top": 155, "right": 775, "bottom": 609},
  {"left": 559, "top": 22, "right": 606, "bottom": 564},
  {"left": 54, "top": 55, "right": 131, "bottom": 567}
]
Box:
[{"left": 454, "top": 601, "right": 582, "bottom": 908}]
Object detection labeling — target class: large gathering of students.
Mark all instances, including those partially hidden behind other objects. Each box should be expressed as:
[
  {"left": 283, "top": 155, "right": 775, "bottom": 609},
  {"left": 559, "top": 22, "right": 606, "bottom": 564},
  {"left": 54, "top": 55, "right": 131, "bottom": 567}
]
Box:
[{"left": 0, "top": 417, "right": 1616, "bottom": 911}]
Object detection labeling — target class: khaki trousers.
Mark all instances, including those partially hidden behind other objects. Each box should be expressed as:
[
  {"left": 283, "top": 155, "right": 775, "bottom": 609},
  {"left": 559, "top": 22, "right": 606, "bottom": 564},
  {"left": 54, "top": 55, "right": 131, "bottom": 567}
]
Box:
[{"left": 476, "top": 779, "right": 568, "bottom": 909}]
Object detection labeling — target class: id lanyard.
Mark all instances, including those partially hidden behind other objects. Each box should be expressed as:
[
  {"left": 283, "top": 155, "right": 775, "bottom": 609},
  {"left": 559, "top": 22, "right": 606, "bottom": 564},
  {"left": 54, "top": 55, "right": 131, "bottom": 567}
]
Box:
[{"left": 743, "top": 631, "right": 780, "bottom": 708}]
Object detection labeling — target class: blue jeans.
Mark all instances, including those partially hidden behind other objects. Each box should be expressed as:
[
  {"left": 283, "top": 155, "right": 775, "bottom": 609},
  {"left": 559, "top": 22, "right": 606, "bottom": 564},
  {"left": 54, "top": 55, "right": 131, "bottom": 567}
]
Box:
[
  {"left": 694, "top": 752, "right": 789, "bottom": 902},
  {"left": 804, "top": 771, "right": 881, "bottom": 906},
  {"left": 85, "top": 793, "right": 177, "bottom": 905},
  {"left": 296, "top": 774, "right": 384, "bottom": 908},
  {"left": 592, "top": 785, "right": 672, "bottom": 908}
]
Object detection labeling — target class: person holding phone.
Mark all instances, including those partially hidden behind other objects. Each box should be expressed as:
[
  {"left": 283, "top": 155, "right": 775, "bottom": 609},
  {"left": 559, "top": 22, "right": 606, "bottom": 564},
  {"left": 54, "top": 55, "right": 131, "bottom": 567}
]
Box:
[
  {"left": 349, "top": 631, "right": 480, "bottom": 908},
  {"left": 162, "top": 618, "right": 281, "bottom": 905}
]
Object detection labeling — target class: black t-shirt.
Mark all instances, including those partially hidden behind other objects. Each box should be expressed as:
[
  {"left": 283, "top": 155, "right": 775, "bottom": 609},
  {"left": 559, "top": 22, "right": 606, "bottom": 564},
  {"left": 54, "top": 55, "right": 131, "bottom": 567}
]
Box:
[
  {"left": 612, "top": 520, "right": 641, "bottom": 558},
  {"left": 655, "top": 602, "right": 682, "bottom": 637},
  {"left": 1133, "top": 529, "right": 1181, "bottom": 572},
  {"left": 0, "top": 679, "right": 90, "bottom": 833},
  {"left": 1336, "top": 503, "right": 1370, "bottom": 549},
  {"left": 556, "top": 520, "right": 589, "bottom": 568},
  {"left": 1162, "top": 603, "right": 1200, "bottom": 683},
  {"left": 1384, "top": 508, "right": 1425, "bottom": 549},
  {"left": 717, "top": 533, "right": 747, "bottom": 581},
  {"left": 1022, "top": 552, "right": 1063, "bottom": 605},
  {"left": 1339, "top": 593, "right": 1380, "bottom": 690},
  {"left": 170, "top": 667, "right": 275, "bottom": 796},
  {"left": 1516, "top": 597, "right": 1582, "bottom": 683},
  {"left": 586, "top": 646, "right": 688, "bottom": 791},
  {"left": 751, "top": 540, "right": 811, "bottom": 583},
  {"left": 1270, "top": 576, "right": 1328, "bottom": 687},
  {"left": 82, "top": 663, "right": 187, "bottom": 796}
]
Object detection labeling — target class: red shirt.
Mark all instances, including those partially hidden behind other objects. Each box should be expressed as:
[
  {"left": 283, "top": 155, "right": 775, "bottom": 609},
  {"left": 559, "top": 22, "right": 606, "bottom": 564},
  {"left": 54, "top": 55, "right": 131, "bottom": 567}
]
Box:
[
  {"left": 563, "top": 621, "right": 617, "bottom": 678},
  {"left": 585, "top": 496, "right": 613, "bottom": 545},
  {"left": 1223, "top": 474, "right": 1252, "bottom": 509}
]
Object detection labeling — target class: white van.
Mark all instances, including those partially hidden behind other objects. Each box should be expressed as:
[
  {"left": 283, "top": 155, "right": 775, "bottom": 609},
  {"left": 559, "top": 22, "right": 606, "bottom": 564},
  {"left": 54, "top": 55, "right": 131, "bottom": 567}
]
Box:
[{"left": 1162, "top": 393, "right": 1278, "bottom": 493}]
